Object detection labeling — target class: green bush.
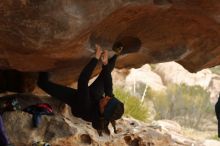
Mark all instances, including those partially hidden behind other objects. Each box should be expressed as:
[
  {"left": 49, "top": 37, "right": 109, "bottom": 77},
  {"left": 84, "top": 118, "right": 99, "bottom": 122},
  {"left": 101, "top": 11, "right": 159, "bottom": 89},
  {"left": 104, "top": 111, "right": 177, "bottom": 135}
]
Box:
[
  {"left": 211, "top": 135, "right": 220, "bottom": 141},
  {"left": 146, "top": 83, "right": 214, "bottom": 129},
  {"left": 114, "top": 87, "right": 149, "bottom": 121},
  {"left": 210, "top": 65, "right": 220, "bottom": 75}
]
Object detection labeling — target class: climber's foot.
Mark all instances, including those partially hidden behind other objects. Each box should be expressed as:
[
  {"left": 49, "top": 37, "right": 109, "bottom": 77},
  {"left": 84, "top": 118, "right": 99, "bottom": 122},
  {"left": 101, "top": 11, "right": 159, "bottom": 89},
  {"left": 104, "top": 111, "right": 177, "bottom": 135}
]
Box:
[
  {"left": 112, "top": 45, "right": 123, "bottom": 55},
  {"left": 112, "top": 36, "right": 141, "bottom": 55}
]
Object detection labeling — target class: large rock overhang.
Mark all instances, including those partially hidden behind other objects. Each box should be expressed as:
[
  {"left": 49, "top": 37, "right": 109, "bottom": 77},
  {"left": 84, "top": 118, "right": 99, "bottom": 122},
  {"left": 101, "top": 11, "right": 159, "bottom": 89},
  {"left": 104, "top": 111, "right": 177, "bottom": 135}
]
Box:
[{"left": 0, "top": 0, "right": 220, "bottom": 92}]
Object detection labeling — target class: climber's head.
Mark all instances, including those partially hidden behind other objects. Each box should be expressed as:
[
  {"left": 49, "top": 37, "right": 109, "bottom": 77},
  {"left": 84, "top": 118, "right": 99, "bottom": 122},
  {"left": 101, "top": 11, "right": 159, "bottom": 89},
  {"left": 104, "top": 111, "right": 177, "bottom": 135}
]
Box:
[
  {"left": 103, "top": 97, "right": 124, "bottom": 121},
  {"left": 99, "top": 96, "right": 124, "bottom": 121},
  {"left": 95, "top": 96, "right": 124, "bottom": 136}
]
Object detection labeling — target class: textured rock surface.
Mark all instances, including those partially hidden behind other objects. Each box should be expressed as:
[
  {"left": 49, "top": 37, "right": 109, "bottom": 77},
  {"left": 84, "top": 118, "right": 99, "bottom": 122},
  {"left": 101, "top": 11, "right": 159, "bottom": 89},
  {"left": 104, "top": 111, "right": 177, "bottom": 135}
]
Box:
[
  {"left": 124, "top": 64, "right": 166, "bottom": 94},
  {"left": 203, "top": 140, "right": 220, "bottom": 146},
  {"left": 1, "top": 0, "right": 220, "bottom": 92},
  {"left": 1, "top": 94, "right": 210, "bottom": 146}
]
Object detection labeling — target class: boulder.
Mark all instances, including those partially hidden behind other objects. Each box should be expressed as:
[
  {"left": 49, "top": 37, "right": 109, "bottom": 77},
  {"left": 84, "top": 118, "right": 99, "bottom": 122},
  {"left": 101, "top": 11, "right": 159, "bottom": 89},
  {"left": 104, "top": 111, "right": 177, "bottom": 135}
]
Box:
[
  {"left": 1, "top": 0, "right": 220, "bottom": 92},
  {"left": 124, "top": 64, "right": 166, "bottom": 95},
  {"left": 151, "top": 120, "right": 200, "bottom": 146},
  {"left": 203, "top": 139, "right": 220, "bottom": 146},
  {"left": 154, "top": 62, "right": 220, "bottom": 103},
  {"left": 0, "top": 93, "right": 205, "bottom": 146},
  {"left": 4, "top": 111, "right": 201, "bottom": 146},
  {"left": 155, "top": 62, "right": 213, "bottom": 88}
]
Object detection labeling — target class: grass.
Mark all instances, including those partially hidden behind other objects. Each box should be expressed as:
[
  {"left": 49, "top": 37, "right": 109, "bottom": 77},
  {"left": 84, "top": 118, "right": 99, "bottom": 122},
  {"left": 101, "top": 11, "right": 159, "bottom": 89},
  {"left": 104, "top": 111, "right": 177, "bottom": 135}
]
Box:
[
  {"left": 210, "top": 135, "right": 220, "bottom": 141},
  {"left": 210, "top": 65, "right": 220, "bottom": 75},
  {"left": 145, "top": 83, "right": 214, "bottom": 129},
  {"left": 114, "top": 87, "right": 149, "bottom": 121}
]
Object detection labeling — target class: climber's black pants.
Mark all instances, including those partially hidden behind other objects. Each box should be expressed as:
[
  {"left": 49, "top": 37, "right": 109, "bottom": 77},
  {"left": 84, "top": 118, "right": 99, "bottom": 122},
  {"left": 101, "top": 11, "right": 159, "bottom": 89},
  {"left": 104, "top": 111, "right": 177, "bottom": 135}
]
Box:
[
  {"left": 38, "top": 55, "right": 117, "bottom": 116},
  {"left": 0, "top": 115, "right": 9, "bottom": 146},
  {"left": 215, "top": 98, "right": 220, "bottom": 137}
]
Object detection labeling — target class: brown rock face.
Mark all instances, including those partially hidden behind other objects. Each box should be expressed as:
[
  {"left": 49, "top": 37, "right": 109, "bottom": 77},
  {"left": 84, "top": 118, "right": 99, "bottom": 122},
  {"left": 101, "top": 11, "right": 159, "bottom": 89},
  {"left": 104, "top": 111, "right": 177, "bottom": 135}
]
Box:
[{"left": 0, "top": 0, "right": 220, "bottom": 91}]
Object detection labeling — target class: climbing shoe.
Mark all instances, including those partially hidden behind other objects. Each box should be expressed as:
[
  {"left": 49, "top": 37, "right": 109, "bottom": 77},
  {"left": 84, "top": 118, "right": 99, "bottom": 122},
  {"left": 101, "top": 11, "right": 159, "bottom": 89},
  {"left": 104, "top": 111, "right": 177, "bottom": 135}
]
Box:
[
  {"left": 112, "top": 36, "right": 141, "bottom": 55},
  {"left": 112, "top": 42, "right": 123, "bottom": 55},
  {"left": 113, "top": 46, "right": 123, "bottom": 55}
]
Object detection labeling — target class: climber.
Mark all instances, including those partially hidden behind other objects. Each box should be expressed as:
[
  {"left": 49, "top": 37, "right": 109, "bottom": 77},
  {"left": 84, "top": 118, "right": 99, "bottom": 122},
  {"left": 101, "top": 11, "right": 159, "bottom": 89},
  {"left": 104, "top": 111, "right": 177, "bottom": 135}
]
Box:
[
  {"left": 37, "top": 44, "right": 124, "bottom": 136},
  {"left": 215, "top": 93, "right": 220, "bottom": 137}
]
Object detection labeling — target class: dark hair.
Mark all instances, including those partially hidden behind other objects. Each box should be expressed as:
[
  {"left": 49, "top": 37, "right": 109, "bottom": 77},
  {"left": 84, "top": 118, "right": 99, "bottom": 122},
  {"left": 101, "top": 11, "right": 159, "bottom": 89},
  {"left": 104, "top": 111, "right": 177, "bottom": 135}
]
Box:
[
  {"left": 92, "top": 97, "right": 124, "bottom": 136},
  {"left": 104, "top": 97, "right": 124, "bottom": 120}
]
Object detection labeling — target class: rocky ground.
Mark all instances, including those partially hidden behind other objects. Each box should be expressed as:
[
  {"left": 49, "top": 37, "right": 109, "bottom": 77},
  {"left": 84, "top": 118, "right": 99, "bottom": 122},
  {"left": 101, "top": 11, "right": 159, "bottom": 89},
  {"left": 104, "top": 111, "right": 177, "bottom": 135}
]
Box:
[
  {"left": 1, "top": 94, "right": 220, "bottom": 146},
  {"left": 0, "top": 62, "right": 219, "bottom": 146}
]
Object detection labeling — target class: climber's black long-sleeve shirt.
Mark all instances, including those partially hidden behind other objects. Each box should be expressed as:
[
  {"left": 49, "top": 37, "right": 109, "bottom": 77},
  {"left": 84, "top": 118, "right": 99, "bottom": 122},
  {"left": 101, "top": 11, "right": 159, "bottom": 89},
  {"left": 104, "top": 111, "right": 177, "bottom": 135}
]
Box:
[{"left": 37, "top": 56, "right": 117, "bottom": 129}]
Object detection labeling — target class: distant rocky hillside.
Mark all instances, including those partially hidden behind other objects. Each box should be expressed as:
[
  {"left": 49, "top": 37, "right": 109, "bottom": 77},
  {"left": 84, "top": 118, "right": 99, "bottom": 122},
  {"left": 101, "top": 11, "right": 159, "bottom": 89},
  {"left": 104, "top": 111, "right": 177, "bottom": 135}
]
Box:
[{"left": 112, "top": 62, "right": 220, "bottom": 103}]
